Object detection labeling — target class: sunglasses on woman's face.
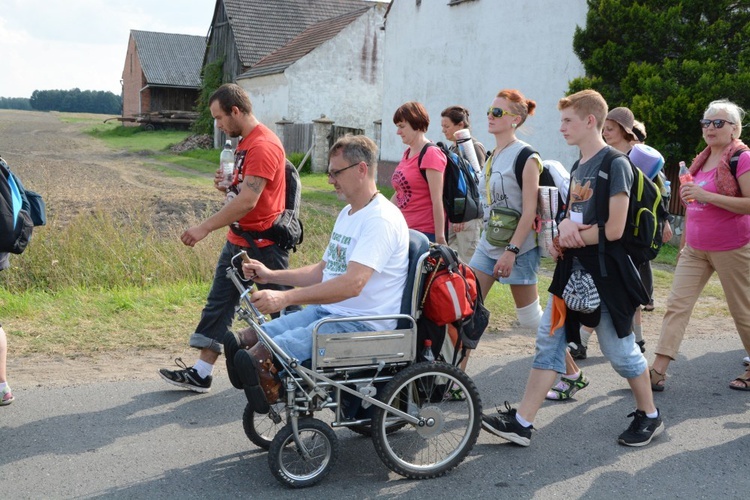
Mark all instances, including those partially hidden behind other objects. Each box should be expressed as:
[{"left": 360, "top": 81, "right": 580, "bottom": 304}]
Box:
[
  {"left": 487, "top": 107, "right": 519, "bottom": 119},
  {"left": 699, "top": 118, "right": 734, "bottom": 129}
]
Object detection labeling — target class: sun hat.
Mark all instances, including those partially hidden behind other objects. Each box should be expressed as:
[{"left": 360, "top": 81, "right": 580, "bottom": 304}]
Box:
[{"left": 606, "top": 107, "right": 637, "bottom": 141}]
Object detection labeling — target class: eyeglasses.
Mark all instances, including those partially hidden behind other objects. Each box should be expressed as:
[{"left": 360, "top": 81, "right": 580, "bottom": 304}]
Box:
[
  {"left": 487, "top": 107, "right": 519, "bottom": 119},
  {"left": 327, "top": 161, "right": 361, "bottom": 179},
  {"left": 700, "top": 119, "right": 734, "bottom": 129}
]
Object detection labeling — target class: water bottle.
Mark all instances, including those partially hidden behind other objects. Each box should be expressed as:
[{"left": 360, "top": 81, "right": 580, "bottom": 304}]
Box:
[
  {"left": 218, "top": 140, "right": 235, "bottom": 189},
  {"left": 664, "top": 180, "right": 671, "bottom": 199},
  {"left": 678, "top": 161, "right": 693, "bottom": 204},
  {"left": 421, "top": 339, "right": 435, "bottom": 363}
]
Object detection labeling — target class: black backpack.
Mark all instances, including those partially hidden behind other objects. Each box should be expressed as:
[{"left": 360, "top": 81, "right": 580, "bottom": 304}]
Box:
[
  {"left": 571, "top": 148, "right": 664, "bottom": 269},
  {"left": 232, "top": 158, "right": 303, "bottom": 252},
  {"left": 418, "top": 142, "right": 482, "bottom": 223},
  {"left": 730, "top": 148, "right": 750, "bottom": 178}
]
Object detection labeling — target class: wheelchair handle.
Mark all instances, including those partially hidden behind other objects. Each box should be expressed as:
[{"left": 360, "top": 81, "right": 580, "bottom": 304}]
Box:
[{"left": 227, "top": 251, "right": 266, "bottom": 325}]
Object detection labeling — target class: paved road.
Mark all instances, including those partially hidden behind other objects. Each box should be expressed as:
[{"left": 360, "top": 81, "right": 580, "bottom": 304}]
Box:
[{"left": 2, "top": 333, "right": 749, "bottom": 499}]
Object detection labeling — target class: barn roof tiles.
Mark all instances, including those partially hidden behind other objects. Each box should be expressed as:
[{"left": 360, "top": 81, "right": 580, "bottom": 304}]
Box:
[
  {"left": 131, "top": 30, "right": 206, "bottom": 88},
  {"left": 223, "top": 0, "right": 369, "bottom": 68},
  {"left": 237, "top": 7, "right": 369, "bottom": 79}
]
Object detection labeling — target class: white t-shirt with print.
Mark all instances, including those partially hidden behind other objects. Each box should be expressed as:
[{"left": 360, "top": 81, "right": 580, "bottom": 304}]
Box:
[{"left": 321, "top": 194, "right": 410, "bottom": 330}]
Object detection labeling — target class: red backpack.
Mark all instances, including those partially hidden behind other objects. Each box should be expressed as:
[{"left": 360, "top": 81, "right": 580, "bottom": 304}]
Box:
[{"left": 419, "top": 245, "right": 489, "bottom": 349}]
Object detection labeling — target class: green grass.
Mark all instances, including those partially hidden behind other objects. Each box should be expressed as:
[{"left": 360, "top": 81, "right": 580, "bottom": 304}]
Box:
[
  {"left": 57, "top": 112, "right": 119, "bottom": 125},
  {"left": 654, "top": 243, "right": 678, "bottom": 265},
  {"left": 1, "top": 284, "right": 208, "bottom": 355},
  {"left": 153, "top": 153, "right": 218, "bottom": 175},
  {"left": 1, "top": 209, "right": 222, "bottom": 292},
  {"left": 180, "top": 148, "right": 221, "bottom": 164},
  {"left": 86, "top": 124, "right": 191, "bottom": 152}
]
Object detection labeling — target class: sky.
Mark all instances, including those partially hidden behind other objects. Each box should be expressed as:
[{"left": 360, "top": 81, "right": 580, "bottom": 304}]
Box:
[{"left": 0, "top": 0, "right": 217, "bottom": 98}]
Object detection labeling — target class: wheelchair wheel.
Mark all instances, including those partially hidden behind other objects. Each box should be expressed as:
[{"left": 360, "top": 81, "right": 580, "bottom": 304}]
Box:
[
  {"left": 268, "top": 418, "right": 339, "bottom": 488},
  {"left": 243, "top": 401, "right": 286, "bottom": 450},
  {"left": 371, "top": 362, "right": 481, "bottom": 479}
]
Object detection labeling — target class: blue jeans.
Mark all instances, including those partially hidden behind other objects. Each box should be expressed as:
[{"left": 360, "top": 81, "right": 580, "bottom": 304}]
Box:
[
  {"left": 533, "top": 294, "right": 647, "bottom": 378},
  {"left": 261, "top": 305, "right": 371, "bottom": 362},
  {"left": 189, "top": 240, "right": 297, "bottom": 354}
]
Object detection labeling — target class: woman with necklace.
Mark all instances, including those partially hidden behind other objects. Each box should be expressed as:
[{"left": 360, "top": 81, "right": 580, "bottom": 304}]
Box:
[
  {"left": 650, "top": 98, "right": 750, "bottom": 392},
  {"left": 470, "top": 89, "right": 543, "bottom": 333}
]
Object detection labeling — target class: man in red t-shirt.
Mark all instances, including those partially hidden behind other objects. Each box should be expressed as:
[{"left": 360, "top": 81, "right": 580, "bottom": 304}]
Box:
[{"left": 159, "top": 83, "right": 296, "bottom": 394}]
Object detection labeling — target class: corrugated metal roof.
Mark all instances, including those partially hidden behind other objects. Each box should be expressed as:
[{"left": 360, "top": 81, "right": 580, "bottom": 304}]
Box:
[
  {"left": 223, "top": 0, "right": 369, "bottom": 68},
  {"left": 237, "top": 7, "right": 369, "bottom": 79},
  {"left": 131, "top": 30, "right": 206, "bottom": 88}
]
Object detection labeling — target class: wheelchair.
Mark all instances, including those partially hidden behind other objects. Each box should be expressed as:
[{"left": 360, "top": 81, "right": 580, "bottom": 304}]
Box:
[{"left": 225, "top": 231, "right": 482, "bottom": 488}]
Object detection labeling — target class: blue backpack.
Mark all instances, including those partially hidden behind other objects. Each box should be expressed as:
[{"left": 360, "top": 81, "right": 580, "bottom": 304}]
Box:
[
  {"left": 1, "top": 156, "right": 45, "bottom": 254},
  {"left": 418, "top": 142, "right": 482, "bottom": 223}
]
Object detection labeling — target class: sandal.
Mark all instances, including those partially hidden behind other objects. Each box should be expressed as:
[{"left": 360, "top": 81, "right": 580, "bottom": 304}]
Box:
[
  {"left": 546, "top": 371, "right": 589, "bottom": 401},
  {"left": 0, "top": 384, "right": 13, "bottom": 406},
  {"left": 729, "top": 369, "right": 750, "bottom": 391},
  {"left": 649, "top": 367, "right": 666, "bottom": 392}
]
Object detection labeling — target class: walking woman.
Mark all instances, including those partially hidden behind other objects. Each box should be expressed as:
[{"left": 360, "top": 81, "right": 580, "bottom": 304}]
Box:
[
  {"left": 650, "top": 99, "right": 750, "bottom": 391},
  {"left": 440, "top": 105, "right": 486, "bottom": 263},
  {"left": 391, "top": 101, "right": 447, "bottom": 244},
  {"left": 470, "top": 89, "right": 543, "bottom": 330}
]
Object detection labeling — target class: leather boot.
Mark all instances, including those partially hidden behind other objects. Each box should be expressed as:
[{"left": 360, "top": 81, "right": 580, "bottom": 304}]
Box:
[
  {"left": 248, "top": 343, "right": 281, "bottom": 405},
  {"left": 236, "top": 326, "right": 259, "bottom": 349},
  {"left": 224, "top": 327, "right": 259, "bottom": 389},
  {"left": 234, "top": 349, "right": 269, "bottom": 414}
]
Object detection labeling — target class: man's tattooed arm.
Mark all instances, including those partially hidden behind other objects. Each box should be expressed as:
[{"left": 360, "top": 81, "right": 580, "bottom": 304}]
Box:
[{"left": 244, "top": 175, "right": 265, "bottom": 195}]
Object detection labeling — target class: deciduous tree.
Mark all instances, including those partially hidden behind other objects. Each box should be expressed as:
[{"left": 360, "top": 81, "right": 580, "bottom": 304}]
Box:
[{"left": 570, "top": 0, "right": 750, "bottom": 167}]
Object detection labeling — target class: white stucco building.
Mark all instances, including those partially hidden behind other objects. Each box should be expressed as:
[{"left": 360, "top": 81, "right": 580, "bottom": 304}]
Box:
[
  {"left": 237, "top": 4, "right": 386, "bottom": 140},
  {"left": 381, "top": 0, "right": 588, "bottom": 167}
]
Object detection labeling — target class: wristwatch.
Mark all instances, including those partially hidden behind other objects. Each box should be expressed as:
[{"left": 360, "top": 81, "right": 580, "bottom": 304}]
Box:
[{"left": 505, "top": 243, "right": 520, "bottom": 255}]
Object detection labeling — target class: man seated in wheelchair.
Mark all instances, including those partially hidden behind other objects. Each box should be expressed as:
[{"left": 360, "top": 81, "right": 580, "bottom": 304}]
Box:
[{"left": 225, "top": 134, "right": 410, "bottom": 411}]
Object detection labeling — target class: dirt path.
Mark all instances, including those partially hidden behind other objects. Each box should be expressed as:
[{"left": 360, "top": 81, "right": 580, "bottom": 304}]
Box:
[
  {"left": 1, "top": 110, "right": 738, "bottom": 388},
  {"left": 0, "top": 110, "right": 218, "bottom": 229}
]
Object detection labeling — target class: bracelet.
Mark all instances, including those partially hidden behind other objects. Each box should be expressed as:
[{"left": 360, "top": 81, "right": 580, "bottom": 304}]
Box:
[
  {"left": 505, "top": 243, "right": 520, "bottom": 255},
  {"left": 552, "top": 236, "right": 564, "bottom": 258}
]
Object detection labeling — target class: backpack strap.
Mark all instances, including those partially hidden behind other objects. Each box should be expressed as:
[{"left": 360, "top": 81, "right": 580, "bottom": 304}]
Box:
[
  {"left": 417, "top": 143, "right": 436, "bottom": 183},
  {"left": 484, "top": 146, "right": 537, "bottom": 207},
  {"left": 594, "top": 148, "right": 625, "bottom": 278},
  {"left": 513, "top": 146, "right": 537, "bottom": 190},
  {"left": 729, "top": 148, "right": 750, "bottom": 178},
  {"left": 435, "top": 244, "right": 460, "bottom": 272},
  {"left": 561, "top": 160, "right": 581, "bottom": 221}
]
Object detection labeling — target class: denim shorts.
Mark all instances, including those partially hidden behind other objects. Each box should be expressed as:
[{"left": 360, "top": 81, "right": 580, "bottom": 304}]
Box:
[
  {"left": 469, "top": 245, "right": 540, "bottom": 285},
  {"left": 533, "top": 295, "right": 647, "bottom": 378}
]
